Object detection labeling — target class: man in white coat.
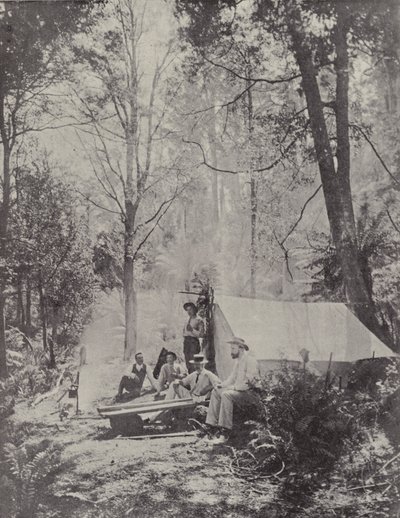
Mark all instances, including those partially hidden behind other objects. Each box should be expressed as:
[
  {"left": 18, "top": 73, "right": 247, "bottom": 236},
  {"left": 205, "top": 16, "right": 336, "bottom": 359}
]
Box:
[{"left": 205, "top": 337, "right": 260, "bottom": 443}]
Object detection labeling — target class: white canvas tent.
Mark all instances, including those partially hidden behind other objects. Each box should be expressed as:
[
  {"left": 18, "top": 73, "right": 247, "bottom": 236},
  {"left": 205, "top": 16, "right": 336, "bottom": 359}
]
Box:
[{"left": 213, "top": 294, "right": 398, "bottom": 381}]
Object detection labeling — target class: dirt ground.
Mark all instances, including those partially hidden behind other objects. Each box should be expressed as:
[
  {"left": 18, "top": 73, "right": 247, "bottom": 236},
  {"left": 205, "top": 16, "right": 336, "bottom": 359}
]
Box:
[
  {"left": 12, "top": 352, "right": 284, "bottom": 518},
  {"left": 9, "top": 311, "right": 399, "bottom": 518}
]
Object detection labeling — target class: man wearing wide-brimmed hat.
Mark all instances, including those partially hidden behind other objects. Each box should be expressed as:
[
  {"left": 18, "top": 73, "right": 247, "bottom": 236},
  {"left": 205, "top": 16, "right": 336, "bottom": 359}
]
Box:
[
  {"left": 205, "top": 337, "right": 260, "bottom": 443},
  {"left": 172, "top": 353, "right": 220, "bottom": 402},
  {"left": 182, "top": 302, "right": 205, "bottom": 373}
]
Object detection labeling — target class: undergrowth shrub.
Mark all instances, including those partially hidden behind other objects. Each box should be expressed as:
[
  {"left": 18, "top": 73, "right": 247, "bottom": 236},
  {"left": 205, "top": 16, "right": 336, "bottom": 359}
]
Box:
[
  {"left": 240, "top": 363, "right": 399, "bottom": 491},
  {"left": 1, "top": 439, "right": 62, "bottom": 518},
  {"left": 251, "top": 367, "right": 354, "bottom": 473}
]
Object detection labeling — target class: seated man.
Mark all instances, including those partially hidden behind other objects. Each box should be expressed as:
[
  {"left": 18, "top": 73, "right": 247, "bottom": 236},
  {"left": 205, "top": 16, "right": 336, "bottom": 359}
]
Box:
[
  {"left": 205, "top": 337, "right": 260, "bottom": 443},
  {"left": 172, "top": 353, "right": 221, "bottom": 402},
  {"left": 116, "top": 351, "right": 159, "bottom": 402},
  {"left": 157, "top": 351, "right": 186, "bottom": 399}
]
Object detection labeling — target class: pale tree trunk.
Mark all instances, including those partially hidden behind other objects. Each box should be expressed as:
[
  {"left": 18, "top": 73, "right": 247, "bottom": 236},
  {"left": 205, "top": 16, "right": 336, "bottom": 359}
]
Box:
[
  {"left": 51, "top": 305, "right": 59, "bottom": 349},
  {"left": 209, "top": 118, "right": 219, "bottom": 227},
  {"left": 0, "top": 84, "right": 11, "bottom": 378},
  {"left": 122, "top": 0, "right": 139, "bottom": 361},
  {"left": 17, "top": 275, "right": 25, "bottom": 327},
  {"left": 0, "top": 288, "right": 6, "bottom": 378},
  {"left": 123, "top": 192, "right": 137, "bottom": 360},
  {"left": 219, "top": 175, "right": 225, "bottom": 220},
  {"left": 384, "top": 0, "right": 400, "bottom": 114},
  {"left": 204, "top": 86, "right": 219, "bottom": 228},
  {"left": 25, "top": 275, "right": 32, "bottom": 336},
  {"left": 287, "top": 4, "right": 381, "bottom": 335},
  {"left": 247, "top": 81, "right": 257, "bottom": 298},
  {"left": 250, "top": 174, "right": 257, "bottom": 298},
  {"left": 38, "top": 277, "right": 55, "bottom": 368}
]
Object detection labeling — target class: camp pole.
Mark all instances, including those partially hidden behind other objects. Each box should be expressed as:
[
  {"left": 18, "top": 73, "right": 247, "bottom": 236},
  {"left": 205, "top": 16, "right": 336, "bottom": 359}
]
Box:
[
  {"left": 76, "top": 371, "right": 80, "bottom": 415},
  {"left": 325, "top": 352, "right": 333, "bottom": 390}
]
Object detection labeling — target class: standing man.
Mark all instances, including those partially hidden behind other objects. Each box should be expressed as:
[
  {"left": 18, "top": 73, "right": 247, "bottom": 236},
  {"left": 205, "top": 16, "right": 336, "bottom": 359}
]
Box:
[
  {"left": 116, "top": 351, "right": 159, "bottom": 402},
  {"left": 173, "top": 353, "right": 221, "bottom": 402},
  {"left": 182, "top": 302, "right": 205, "bottom": 373},
  {"left": 205, "top": 337, "right": 260, "bottom": 443}
]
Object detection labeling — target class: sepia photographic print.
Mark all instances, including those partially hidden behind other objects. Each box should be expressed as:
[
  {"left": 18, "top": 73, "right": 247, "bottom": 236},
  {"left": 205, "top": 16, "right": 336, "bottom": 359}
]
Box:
[{"left": 0, "top": 0, "right": 400, "bottom": 516}]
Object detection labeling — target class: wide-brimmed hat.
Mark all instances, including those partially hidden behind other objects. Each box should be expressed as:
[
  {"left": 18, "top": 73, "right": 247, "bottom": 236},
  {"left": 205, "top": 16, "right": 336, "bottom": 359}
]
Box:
[
  {"left": 189, "top": 353, "right": 207, "bottom": 364},
  {"left": 183, "top": 302, "right": 197, "bottom": 312},
  {"left": 227, "top": 337, "right": 249, "bottom": 351}
]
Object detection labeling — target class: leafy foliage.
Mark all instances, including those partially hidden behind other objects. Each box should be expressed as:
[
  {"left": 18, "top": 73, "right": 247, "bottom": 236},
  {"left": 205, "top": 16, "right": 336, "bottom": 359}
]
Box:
[{"left": 3, "top": 440, "right": 62, "bottom": 518}]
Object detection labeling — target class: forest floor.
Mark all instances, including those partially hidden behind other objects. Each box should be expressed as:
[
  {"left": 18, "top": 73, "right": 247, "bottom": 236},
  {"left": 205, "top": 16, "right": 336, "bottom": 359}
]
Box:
[
  {"left": 11, "top": 360, "right": 395, "bottom": 518},
  {"left": 9, "top": 311, "right": 399, "bottom": 518}
]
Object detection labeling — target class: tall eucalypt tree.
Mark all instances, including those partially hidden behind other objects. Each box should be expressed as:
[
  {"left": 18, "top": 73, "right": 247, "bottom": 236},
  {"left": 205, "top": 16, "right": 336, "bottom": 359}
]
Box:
[
  {"left": 175, "top": 0, "right": 393, "bottom": 340},
  {"left": 74, "top": 0, "right": 188, "bottom": 360}
]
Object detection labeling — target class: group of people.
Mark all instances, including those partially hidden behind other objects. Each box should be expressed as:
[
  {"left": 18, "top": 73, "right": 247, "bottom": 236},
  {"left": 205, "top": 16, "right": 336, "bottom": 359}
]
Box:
[{"left": 116, "top": 302, "right": 260, "bottom": 443}]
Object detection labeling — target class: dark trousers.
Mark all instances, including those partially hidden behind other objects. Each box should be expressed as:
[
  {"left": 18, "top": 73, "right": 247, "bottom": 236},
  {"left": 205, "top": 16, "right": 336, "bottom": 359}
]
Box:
[
  {"left": 118, "top": 376, "right": 142, "bottom": 399},
  {"left": 183, "top": 336, "right": 200, "bottom": 373}
]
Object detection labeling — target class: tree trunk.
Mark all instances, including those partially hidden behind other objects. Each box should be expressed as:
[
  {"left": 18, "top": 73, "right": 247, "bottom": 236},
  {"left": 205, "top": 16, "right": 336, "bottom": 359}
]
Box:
[
  {"left": 123, "top": 126, "right": 138, "bottom": 360},
  {"left": 52, "top": 305, "right": 59, "bottom": 348},
  {"left": 247, "top": 81, "right": 257, "bottom": 298},
  {"left": 209, "top": 117, "right": 219, "bottom": 228},
  {"left": 123, "top": 251, "right": 137, "bottom": 361},
  {"left": 38, "top": 279, "right": 55, "bottom": 367},
  {"left": 287, "top": 8, "right": 380, "bottom": 333},
  {"left": 17, "top": 274, "right": 25, "bottom": 327},
  {"left": 0, "top": 84, "right": 11, "bottom": 379},
  {"left": 384, "top": 0, "right": 400, "bottom": 114},
  {"left": 0, "top": 287, "right": 7, "bottom": 378},
  {"left": 250, "top": 174, "right": 257, "bottom": 298},
  {"left": 25, "top": 275, "right": 32, "bottom": 336}
]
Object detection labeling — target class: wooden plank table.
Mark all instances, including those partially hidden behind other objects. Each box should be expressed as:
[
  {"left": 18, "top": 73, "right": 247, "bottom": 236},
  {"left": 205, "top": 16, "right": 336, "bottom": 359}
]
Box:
[{"left": 97, "top": 398, "right": 197, "bottom": 436}]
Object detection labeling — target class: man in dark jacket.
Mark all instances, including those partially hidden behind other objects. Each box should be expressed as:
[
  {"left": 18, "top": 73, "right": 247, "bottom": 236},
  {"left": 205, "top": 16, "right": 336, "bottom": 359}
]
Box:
[{"left": 116, "top": 351, "right": 159, "bottom": 401}]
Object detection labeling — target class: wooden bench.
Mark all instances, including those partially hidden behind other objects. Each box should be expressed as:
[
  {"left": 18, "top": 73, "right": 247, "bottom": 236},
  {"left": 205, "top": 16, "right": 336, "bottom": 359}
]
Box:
[{"left": 97, "top": 398, "right": 198, "bottom": 436}]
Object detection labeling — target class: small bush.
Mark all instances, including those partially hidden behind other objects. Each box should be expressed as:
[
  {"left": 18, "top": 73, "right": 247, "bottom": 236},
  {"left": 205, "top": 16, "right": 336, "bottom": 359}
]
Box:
[
  {"left": 251, "top": 368, "right": 354, "bottom": 472},
  {"left": 2, "top": 439, "right": 62, "bottom": 518}
]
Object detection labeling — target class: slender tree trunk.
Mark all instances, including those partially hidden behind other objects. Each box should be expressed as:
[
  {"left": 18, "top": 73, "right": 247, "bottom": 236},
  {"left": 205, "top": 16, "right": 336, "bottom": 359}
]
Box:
[
  {"left": 38, "top": 279, "right": 55, "bottom": 367},
  {"left": 250, "top": 174, "right": 257, "bottom": 298},
  {"left": 52, "top": 305, "right": 59, "bottom": 348},
  {"left": 38, "top": 281, "right": 47, "bottom": 351},
  {"left": 219, "top": 175, "right": 225, "bottom": 219},
  {"left": 0, "top": 84, "right": 11, "bottom": 379},
  {"left": 247, "top": 81, "right": 257, "bottom": 298},
  {"left": 25, "top": 275, "right": 32, "bottom": 336},
  {"left": 384, "top": 0, "right": 400, "bottom": 114},
  {"left": 17, "top": 274, "right": 25, "bottom": 327},
  {"left": 0, "top": 287, "right": 7, "bottom": 378},
  {"left": 287, "top": 7, "right": 380, "bottom": 333},
  {"left": 209, "top": 117, "right": 219, "bottom": 228}
]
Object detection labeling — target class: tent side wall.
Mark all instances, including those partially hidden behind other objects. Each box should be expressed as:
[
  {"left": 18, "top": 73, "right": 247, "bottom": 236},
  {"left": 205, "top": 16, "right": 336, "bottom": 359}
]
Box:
[{"left": 213, "top": 304, "right": 235, "bottom": 380}]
